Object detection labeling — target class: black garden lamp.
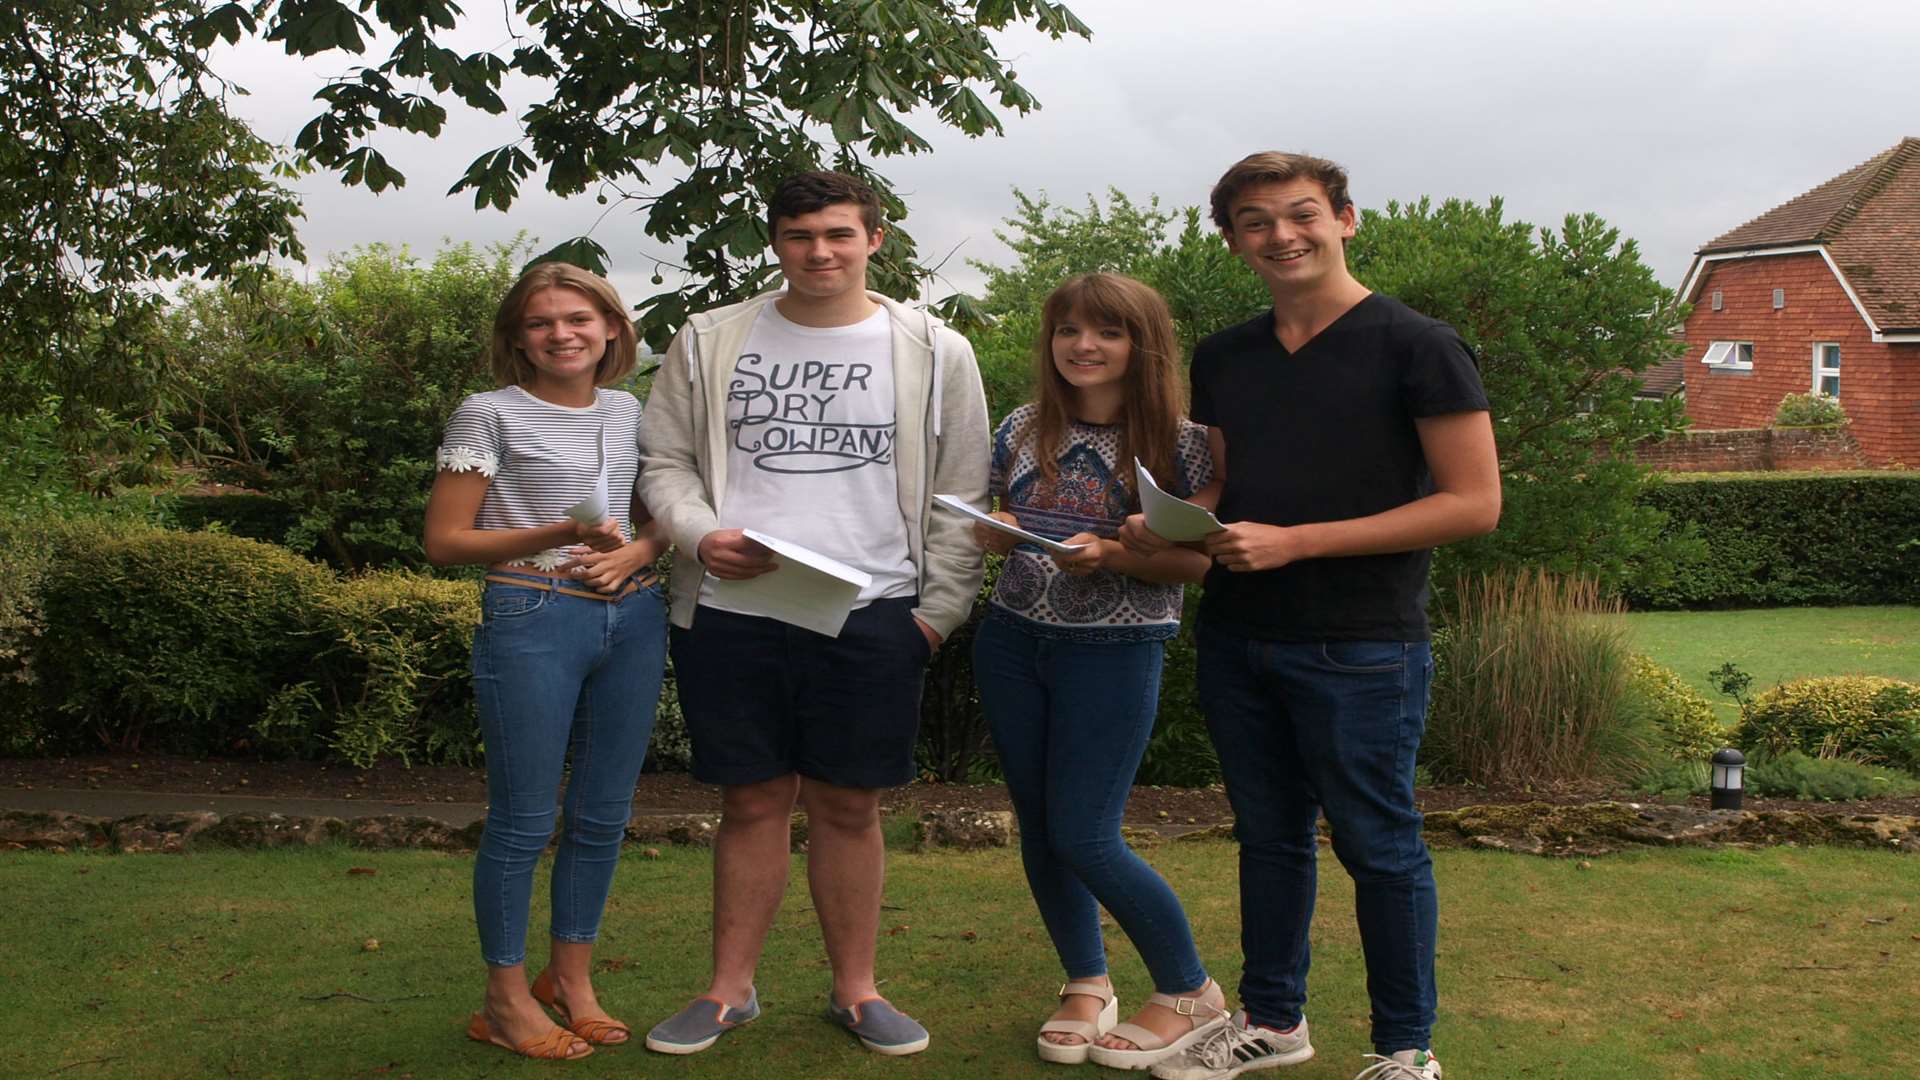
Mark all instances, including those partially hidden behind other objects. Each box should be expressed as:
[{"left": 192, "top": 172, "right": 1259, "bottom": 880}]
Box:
[{"left": 1709, "top": 748, "right": 1746, "bottom": 811}]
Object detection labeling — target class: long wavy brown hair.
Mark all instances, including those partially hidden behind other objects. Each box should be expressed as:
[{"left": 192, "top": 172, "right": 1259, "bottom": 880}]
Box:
[{"left": 1023, "top": 273, "right": 1187, "bottom": 510}]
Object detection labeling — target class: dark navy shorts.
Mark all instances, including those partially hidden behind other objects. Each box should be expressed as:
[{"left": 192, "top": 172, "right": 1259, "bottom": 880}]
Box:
[{"left": 669, "top": 596, "right": 931, "bottom": 790}]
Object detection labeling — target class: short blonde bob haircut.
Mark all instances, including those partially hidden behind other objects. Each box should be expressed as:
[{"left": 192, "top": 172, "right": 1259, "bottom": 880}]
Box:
[{"left": 488, "top": 261, "right": 639, "bottom": 388}]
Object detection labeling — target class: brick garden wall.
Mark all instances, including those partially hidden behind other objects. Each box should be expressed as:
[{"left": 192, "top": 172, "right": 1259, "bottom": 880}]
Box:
[{"left": 1633, "top": 426, "right": 1868, "bottom": 473}]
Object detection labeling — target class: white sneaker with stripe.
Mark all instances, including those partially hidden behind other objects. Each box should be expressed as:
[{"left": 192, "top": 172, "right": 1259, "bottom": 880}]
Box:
[{"left": 1149, "top": 1010, "right": 1313, "bottom": 1080}]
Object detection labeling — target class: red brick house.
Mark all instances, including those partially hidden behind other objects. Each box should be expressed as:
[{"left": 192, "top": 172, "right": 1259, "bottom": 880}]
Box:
[{"left": 1675, "top": 137, "right": 1920, "bottom": 466}]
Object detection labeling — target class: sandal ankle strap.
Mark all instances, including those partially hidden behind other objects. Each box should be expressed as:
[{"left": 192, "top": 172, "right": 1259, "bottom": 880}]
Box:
[
  {"left": 1144, "top": 979, "right": 1220, "bottom": 1017},
  {"left": 1058, "top": 980, "right": 1116, "bottom": 1004}
]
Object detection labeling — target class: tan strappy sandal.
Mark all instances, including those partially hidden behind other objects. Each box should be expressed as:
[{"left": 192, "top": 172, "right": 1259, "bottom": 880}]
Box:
[
  {"left": 465, "top": 1011, "right": 594, "bottom": 1060},
  {"left": 529, "top": 968, "right": 631, "bottom": 1046},
  {"left": 1036, "top": 980, "right": 1121, "bottom": 1065}
]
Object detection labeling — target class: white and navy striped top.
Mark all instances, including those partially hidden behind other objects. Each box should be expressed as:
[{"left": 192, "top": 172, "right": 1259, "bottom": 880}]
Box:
[{"left": 435, "top": 385, "right": 643, "bottom": 570}]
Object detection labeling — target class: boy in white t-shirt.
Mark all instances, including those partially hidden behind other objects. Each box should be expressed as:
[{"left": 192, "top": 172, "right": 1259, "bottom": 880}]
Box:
[{"left": 638, "top": 171, "right": 989, "bottom": 1057}]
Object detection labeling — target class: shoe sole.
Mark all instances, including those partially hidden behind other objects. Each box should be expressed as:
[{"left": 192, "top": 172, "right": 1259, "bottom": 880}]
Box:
[
  {"left": 645, "top": 1016, "right": 756, "bottom": 1055},
  {"left": 857, "top": 1033, "right": 930, "bottom": 1056},
  {"left": 1233, "top": 1044, "right": 1315, "bottom": 1074},
  {"left": 644, "top": 1033, "right": 721, "bottom": 1055},
  {"left": 1037, "top": 1037, "right": 1092, "bottom": 1065}
]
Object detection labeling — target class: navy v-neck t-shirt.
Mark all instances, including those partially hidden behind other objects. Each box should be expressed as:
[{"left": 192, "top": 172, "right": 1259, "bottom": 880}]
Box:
[{"left": 1189, "top": 293, "right": 1490, "bottom": 642}]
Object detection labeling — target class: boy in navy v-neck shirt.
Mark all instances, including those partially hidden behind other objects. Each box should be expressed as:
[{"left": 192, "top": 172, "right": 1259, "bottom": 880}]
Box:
[{"left": 1125, "top": 153, "right": 1500, "bottom": 1080}]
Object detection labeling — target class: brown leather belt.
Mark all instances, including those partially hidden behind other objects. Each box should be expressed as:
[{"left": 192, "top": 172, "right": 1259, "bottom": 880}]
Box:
[{"left": 482, "top": 572, "right": 657, "bottom": 602}]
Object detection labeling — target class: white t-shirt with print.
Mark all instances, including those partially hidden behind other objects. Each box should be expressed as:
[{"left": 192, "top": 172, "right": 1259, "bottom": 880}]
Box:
[{"left": 700, "top": 303, "right": 915, "bottom": 610}]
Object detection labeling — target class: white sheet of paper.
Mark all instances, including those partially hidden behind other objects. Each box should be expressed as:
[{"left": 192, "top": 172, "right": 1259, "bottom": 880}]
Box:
[
  {"left": 705, "top": 529, "right": 874, "bottom": 638},
  {"left": 1135, "top": 458, "right": 1223, "bottom": 542},
  {"left": 932, "top": 494, "right": 1091, "bottom": 556},
  {"left": 564, "top": 427, "right": 611, "bottom": 525}
]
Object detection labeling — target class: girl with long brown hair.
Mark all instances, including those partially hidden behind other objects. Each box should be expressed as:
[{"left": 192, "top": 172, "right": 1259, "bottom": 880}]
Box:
[{"left": 969, "top": 272, "right": 1226, "bottom": 1068}]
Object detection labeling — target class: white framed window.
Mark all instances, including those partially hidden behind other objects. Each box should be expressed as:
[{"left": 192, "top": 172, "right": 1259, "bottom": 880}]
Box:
[
  {"left": 1813, "top": 343, "right": 1840, "bottom": 397},
  {"left": 1701, "top": 340, "right": 1754, "bottom": 369}
]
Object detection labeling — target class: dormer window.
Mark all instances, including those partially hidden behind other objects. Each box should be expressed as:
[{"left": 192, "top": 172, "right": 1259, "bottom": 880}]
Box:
[{"left": 1701, "top": 341, "right": 1754, "bottom": 370}]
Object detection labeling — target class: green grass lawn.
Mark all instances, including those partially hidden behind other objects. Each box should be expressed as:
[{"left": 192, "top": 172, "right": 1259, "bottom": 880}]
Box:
[
  {"left": 1625, "top": 606, "right": 1920, "bottom": 724},
  {"left": 4, "top": 842, "right": 1917, "bottom": 1079}
]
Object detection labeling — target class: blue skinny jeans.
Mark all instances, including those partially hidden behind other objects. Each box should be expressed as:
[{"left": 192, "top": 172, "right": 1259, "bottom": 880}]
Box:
[
  {"left": 1197, "top": 621, "right": 1437, "bottom": 1055},
  {"left": 974, "top": 614, "right": 1209, "bottom": 994},
  {"left": 471, "top": 572, "right": 667, "bottom": 967}
]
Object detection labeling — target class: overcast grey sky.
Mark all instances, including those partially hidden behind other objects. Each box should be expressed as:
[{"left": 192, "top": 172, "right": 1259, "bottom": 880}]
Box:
[{"left": 214, "top": 0, "right": 1920, "bottom": 308}]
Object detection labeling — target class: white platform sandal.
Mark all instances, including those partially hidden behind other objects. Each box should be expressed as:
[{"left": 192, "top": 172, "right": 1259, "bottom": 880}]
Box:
[
  {"left": 1084, "top": 980, "right": 1227, "bottom": 1070},
  {"left": 1036, "top": 980, "right": 1121, "bottom": 1065}
]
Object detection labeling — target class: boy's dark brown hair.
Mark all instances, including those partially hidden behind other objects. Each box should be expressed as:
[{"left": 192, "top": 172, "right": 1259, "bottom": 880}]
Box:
[
  {"left": 1209, "top": 151, "right": 1353, "bottom": 230},
  {"left": 1024, "top": 273, "right": 1187, "bottom": 508},
  {"left": 767, "top": 171, "right": 883, "bottom": 236}
]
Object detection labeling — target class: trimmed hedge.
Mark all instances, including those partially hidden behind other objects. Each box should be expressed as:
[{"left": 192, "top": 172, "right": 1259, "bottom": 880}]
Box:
[
  {"left": 9, "top": 516, "right": 475, "bottom": 764},
  {"left": 1625, "top": 472, "right": 1920, "bottom": 609},
  {"left": 37, "top": 524, "right": 335, "bottom": 754},
  {"left": 1, "top": 514, "right": 744, "bottom": 773}
]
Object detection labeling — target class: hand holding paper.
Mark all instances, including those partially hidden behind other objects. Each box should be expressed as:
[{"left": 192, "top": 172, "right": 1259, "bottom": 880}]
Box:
[
  {"left": 1134, "top": 458, "right": 1224, "bottom": 542},
  {"left": 697, "top": 528, "right": 778, "bottom": 579},
  {"left": 705, "top": 529, "right": 873, "bottom": 637},
  {"left": 933, "top": 494, "right": 1091, "bottom": 556},
  {"left": 565, "top": 426, "right": 611, "bottom": 525}
]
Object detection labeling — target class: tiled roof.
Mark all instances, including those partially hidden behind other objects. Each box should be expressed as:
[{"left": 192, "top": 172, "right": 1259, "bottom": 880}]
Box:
[
  {"left": 1634, "top": 356, "right": 1686, "bottom": 399},
  {"left": 1698, "top": 138, "right": 1920, "bottom": 332}
]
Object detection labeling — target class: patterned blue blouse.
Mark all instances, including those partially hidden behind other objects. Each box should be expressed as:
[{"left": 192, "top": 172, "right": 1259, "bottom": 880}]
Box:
[{"left": 986, "top": 404, "right": 1213, "bottom": 643}]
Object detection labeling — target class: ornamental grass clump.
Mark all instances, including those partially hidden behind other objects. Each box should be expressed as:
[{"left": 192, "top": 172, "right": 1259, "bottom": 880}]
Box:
[{"left": 1426, "top": 570, "right": 1653, "bottom": 786}]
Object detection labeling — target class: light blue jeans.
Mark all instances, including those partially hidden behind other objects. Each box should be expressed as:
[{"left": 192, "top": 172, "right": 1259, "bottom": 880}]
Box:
[
  {"left": 974, "top": 615, "right": 1209, "bottom": 994},
  {"left": 471, "top": 572, "right": 667, "bottom": 967}
]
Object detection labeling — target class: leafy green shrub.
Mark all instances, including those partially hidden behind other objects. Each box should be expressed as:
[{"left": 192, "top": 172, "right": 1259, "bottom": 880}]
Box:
[
  {"left": 645, "top": 662, "right": 692, "bottom": 773},
  {"left": 1625, "top": 473, "right": 1920, "bottom": 609},
  {"left": 1138, "top": 587, "right": 1218, "bottom": 788},
  {"left": 1736, "top": 676, "right": 1920, "bottom": 773},
  {"left": 1637, "top": 751, "right": 1920, "bottom": 800},
  {"left": 1, "top": 513, "right": 119, "bottom": 750},
  {"left": 167, "top": 242, "right": 522, "bottom": 570},
  {"left": 1747, "top": 751, "right": 1920, "bottom": 800},
  {"left": 33, "top": 524, "right": 333, "bottom": 752},
  {"left": 1626, "top": 654, "right": 1726, "bottom": 760},
  {"left": 916, "top": 566, "right": 998, "bottom": 782},
  {"left": 1426, "top": 570, "right": 1657, "bottom": 786},
  {"left": 158, "top": 492, "right": 301, "bottom": 546},
  {"left": 253, "top": 571, "right": 481, "bottom": 767},
  {"left": 1634, "top": 758, "right": 1712, "bottom": 798},
  {"left": 1773, "top": 391, "right": 1846, "bottom": 428},
  {"left": 2, "top": 516, "right": 703, "bottom": 769}
]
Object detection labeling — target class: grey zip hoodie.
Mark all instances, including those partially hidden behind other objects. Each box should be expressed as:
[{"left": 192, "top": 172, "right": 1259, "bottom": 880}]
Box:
[{"left": 637, "top": 290, "right": 990, "bottom": 639}]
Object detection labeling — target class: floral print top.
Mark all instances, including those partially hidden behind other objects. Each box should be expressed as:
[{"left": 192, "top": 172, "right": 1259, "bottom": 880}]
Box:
[{"left": 986, "top": 404, "right": 1213, "bottom": 643}]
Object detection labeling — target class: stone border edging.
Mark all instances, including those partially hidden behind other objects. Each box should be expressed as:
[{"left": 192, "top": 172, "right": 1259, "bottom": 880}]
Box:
[{"left": 1, "top": 803, "right": 1912, "bottom": 856}]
